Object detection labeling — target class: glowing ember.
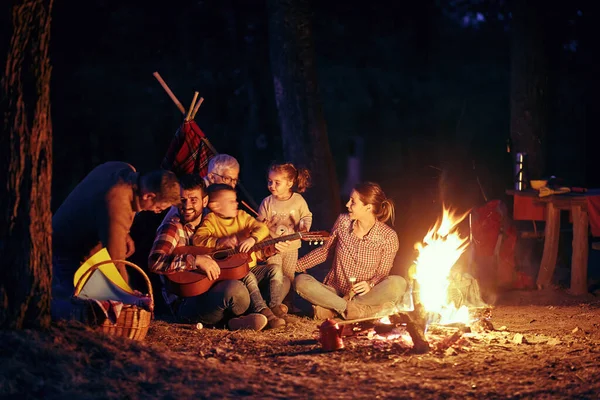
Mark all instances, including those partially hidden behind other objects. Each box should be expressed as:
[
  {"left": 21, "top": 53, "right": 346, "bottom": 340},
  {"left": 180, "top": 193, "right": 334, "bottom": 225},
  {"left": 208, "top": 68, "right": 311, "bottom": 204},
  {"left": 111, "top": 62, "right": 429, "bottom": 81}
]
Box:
[{"left": 413, "top": 206, "right": 471, "bottom": 325}]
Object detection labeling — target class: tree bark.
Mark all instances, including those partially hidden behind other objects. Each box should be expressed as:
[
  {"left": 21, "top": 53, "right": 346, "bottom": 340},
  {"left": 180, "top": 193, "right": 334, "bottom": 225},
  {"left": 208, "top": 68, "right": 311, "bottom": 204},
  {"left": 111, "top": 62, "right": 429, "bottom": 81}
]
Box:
[
  {"left": 509, "top": 0, "right": 555, "bottom": 180},
  {"left": 267, "top": 0, "right": 340, "bottom": 230},
  {"left": 0, "top": 0, "right": 53, "bottom": 329}
]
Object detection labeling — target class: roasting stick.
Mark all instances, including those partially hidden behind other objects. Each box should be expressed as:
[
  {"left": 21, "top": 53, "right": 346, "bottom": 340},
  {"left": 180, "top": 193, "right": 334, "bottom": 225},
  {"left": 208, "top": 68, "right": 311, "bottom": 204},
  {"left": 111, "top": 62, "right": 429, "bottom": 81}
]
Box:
[
  {"left": 153, "top": 71, "right": 186, "bottom": 115},
  {"left": 335, "top": 315, "right": 386, "bottom": 326},
  {"left": 241, "top": 200, "right": 259, "bottom": 217},
  {"left": 190, "top": 97, "right": 205, "bottom": 120},
  {"left": 185, "top": 91, "right": 199, "bottom": 121}
]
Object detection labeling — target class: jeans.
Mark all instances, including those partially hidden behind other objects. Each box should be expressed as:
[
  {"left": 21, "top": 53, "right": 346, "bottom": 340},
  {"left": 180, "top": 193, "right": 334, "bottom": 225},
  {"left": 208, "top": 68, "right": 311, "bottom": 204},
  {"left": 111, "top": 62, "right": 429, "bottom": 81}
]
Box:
[
  {"left": 267, "top": 249, "right": 298, "bottom": 282},
  {"left": 242, "top": 263, "right": 290, "bottom": 312},
  {"left": 177, "top": 280, "right": 250, "bottom": 325},
  {"left": 294, "top": 273, "right": 407, "bottom": 315}
]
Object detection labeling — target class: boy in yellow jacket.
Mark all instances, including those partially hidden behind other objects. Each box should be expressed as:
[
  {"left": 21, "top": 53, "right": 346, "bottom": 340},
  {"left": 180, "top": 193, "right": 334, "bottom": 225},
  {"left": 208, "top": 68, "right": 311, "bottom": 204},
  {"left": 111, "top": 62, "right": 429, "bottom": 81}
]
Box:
[{"left": 193, "top": 184, "right": 287, "bottom": 328}]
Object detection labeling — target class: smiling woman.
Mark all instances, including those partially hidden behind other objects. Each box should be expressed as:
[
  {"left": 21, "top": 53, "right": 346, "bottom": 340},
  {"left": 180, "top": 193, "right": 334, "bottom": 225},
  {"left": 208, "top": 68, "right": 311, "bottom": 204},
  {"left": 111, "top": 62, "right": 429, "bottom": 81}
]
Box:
[{"left": 294, "top": 182, "right": 407, "bottom": 321}]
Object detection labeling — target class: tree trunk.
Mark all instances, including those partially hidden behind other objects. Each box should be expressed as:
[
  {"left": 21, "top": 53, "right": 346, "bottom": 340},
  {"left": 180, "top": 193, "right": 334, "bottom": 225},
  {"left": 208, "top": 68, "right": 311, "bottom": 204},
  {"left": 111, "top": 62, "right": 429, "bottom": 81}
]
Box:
[
  {"left": 0, "top": 0, "right": 53, "bottom": 329},
  {"left": 509, "top": 0, "right": 555, "bottom": 180},
  {"left": 267, "top": 0, "right": 340, "bottom": 230}
]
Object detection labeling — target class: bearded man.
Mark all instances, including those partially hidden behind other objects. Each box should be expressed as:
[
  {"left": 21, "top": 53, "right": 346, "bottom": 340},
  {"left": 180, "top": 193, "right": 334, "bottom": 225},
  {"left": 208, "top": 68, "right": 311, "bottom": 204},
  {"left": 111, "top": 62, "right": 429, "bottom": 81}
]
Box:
[{"left": 148, "top": 174, "right": 267, "bottom": 331}]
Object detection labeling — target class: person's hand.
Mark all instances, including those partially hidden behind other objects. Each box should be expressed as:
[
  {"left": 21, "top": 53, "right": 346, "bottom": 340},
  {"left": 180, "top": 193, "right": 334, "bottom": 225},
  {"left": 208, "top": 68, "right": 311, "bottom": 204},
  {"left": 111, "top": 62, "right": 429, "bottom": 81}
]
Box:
[
  {"left": 125, "top": 234, "right": 136, "bottom": 258},
  {"left": 353, "top": 281, "right": 371, "bottom": 296},
  {"left": 261, "top": 245, "right": 277, "bottom": 258},
  {"left": 274, "top": 240, "right": 291, "bottom": 253},
  {"left": 239, "top": 237, "right": 256, "bottom": 253},
  {"left": 196, "top": 255, "right": 220, "bottom": 281},
  {"left": 217, "top": 235, "right": 238, "bottom": 249}
]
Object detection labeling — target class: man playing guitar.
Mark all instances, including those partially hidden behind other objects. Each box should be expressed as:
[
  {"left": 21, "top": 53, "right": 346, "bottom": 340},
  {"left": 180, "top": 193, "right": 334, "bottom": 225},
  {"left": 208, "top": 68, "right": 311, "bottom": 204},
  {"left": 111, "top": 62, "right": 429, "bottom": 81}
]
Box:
[{"left": 148, "top": 174, "right": 268, "bottom": 331}]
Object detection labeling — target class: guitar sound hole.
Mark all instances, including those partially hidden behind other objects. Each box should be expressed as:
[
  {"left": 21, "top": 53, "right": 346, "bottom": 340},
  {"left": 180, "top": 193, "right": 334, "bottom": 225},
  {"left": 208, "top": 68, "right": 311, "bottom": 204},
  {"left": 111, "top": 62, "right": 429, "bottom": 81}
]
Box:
[{"left": 213, "top": 251, "right": 229, "bottom": 261}]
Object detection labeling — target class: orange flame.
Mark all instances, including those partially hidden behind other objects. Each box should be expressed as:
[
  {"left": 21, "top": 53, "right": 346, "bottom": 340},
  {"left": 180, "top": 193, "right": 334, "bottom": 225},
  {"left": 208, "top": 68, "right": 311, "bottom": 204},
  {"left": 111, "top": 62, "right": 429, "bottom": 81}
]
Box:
[{"left": 413, "top": 206, "right": 471, "bottom": 324}]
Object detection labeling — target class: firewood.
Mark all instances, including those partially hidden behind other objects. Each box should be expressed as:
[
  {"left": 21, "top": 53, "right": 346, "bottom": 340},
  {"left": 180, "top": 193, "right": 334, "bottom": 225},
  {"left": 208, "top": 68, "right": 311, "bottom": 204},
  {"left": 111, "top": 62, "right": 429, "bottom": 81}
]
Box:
[{"left": 394, "top": 312, "right": 430, "bottom": 354}]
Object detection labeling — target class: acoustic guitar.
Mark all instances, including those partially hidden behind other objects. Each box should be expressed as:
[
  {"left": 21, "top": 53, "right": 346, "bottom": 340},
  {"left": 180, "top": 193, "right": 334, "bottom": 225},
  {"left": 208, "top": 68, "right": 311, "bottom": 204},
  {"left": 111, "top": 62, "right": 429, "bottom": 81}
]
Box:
[{"left": 164, "top": 231, "right": 330, "bottom": 297}]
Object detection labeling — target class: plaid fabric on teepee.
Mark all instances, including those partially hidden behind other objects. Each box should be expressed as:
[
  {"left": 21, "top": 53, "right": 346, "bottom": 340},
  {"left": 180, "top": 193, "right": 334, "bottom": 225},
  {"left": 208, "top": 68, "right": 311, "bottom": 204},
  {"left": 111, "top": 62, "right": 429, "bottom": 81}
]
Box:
[{"left": 161, "top": 120, "right": 216, "bottom": 178}]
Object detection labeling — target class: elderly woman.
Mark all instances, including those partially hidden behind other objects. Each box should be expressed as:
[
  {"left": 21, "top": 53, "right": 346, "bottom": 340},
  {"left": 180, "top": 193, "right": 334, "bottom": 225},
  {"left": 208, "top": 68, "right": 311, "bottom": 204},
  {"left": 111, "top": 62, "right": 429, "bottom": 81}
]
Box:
[{"left": 294, "top": 182, "right": 407, "bottom": 320}]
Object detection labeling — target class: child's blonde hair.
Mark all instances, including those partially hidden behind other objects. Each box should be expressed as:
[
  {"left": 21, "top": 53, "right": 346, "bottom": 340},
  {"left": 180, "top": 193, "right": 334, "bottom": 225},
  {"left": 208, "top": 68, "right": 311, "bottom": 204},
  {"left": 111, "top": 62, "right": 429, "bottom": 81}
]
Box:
[{"left": 268, "top": 163, "right": 311, "bottom": 193}]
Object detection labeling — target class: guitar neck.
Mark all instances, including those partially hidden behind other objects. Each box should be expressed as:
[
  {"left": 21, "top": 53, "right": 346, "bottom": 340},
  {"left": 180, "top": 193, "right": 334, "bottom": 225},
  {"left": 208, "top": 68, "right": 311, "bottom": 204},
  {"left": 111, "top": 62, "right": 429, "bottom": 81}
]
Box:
[
  {"left": 218, "top": 232, "right": 302, "bottom": 257},
  {"left": 251, "top": 232, "right": 302, "bottom": 251},
  {"left": 172, "top": 231, "right": 328, "bottom": 258}
]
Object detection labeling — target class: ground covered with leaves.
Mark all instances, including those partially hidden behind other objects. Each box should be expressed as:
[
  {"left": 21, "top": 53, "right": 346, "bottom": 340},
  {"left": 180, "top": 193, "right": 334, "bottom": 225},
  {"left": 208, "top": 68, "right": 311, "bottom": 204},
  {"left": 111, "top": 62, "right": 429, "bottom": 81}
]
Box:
[{"left": 2, "top": 289, "right": 600, "bottom": 399}]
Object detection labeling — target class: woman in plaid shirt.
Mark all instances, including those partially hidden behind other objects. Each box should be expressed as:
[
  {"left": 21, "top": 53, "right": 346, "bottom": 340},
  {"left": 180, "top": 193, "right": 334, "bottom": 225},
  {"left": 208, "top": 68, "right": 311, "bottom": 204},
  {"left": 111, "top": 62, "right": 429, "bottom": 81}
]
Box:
[{"left": 294, "top": 182, "right": 407, "bottom": 320}]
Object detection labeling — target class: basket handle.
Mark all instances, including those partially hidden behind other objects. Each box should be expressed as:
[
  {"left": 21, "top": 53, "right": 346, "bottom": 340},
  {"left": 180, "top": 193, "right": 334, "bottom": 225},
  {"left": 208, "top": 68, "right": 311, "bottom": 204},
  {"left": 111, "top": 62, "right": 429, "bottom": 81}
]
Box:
[{"left": 73, "top": 260, "right": 154, "bottom": 306}]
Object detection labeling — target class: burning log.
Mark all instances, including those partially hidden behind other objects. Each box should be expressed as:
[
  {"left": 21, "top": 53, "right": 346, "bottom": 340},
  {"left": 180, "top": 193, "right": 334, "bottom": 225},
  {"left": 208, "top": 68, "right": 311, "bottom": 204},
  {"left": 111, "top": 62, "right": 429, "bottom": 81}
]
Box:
[
  {"left": 337, "top": 315, "right": 382, "bottom": 337},
  {"left": 470, "top": 307, "right": 495, "bottom": 332},
  {"left": 373, "top": 320, "right": 395, "bottom": 335},
  {"left": 401, "top": 280, "right": 431, "bottom": 353},
  {"left": 390, "top": 312, "right": 430, "bottom": 354}
]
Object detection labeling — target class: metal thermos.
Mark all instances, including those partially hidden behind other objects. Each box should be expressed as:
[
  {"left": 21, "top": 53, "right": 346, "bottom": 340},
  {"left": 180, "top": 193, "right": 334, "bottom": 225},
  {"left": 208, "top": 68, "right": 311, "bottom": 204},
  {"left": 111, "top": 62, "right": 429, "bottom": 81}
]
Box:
[{"left": 514, "top": 152, "right": 528, "bottom": 191}]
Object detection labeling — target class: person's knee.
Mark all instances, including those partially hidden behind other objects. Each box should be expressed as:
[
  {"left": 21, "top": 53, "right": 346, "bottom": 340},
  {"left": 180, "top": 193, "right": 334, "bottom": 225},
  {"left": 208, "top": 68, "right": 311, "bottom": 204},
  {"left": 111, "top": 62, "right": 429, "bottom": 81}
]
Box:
[
  {"left": 242, "top": 271, "right": 258, "bottom": 285},
  {"left": 386, "top": 275, "right": 407, "bottom": 294},
  {"left": 267, "top": 263, "right": 284, "bottom": 279},
  {"left": 223, "top": 280, "right": 250, "bottom": 311},
  {"left": 294, "top": 273, "right": 312, "bottom": 295}
]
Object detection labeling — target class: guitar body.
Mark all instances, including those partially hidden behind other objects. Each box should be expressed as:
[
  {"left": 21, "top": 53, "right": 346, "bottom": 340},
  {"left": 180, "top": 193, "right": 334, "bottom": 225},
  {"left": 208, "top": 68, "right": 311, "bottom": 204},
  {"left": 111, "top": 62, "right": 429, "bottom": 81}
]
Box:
[
  {"left": 162, "top": 231, "right": 330, "bottom": 297},
  {"left": 165, "top": 247, "right": 251, "bottom": 297}
]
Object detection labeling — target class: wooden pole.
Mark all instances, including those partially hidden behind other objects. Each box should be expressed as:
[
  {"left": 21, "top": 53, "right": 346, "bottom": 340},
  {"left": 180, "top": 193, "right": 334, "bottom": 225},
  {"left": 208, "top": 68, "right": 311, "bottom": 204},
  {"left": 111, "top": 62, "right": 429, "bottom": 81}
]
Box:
[
  {"left": 153, "top": 72, "right": 186, "bottom": 115},
  {"left": 190, "top": 97, "right": 205, "bottom": 120},
  {"left": 185, "top": 91, "right": 199, "bottom": 121},
  {"left": 241, "top": 200, "right": 258, "bottom": 217},
  {"left": 200, "top": 136, "right": 218, "bottom": 155}
]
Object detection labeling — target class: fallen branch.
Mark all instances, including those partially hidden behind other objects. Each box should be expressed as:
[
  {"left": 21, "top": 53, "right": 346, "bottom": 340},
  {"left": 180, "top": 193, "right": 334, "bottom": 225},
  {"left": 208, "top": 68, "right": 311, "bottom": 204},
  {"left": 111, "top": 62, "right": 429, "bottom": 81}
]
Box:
[{"left": 153, "top": 71, "right": 185, "bottom": 115}]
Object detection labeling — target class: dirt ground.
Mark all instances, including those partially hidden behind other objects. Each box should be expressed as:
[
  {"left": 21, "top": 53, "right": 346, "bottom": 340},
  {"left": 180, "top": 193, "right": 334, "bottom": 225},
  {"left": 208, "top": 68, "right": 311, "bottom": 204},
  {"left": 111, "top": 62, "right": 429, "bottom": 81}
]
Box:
[{"left": 1, "top": 288, "right": 599, "bottom": 400}]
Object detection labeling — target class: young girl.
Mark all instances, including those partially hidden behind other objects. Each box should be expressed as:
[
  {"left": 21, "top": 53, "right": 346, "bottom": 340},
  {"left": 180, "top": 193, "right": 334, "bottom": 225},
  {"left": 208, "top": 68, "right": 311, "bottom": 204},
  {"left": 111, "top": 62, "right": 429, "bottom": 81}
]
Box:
[{"left": 257, "top": 163, "right": 313, "bottom": 284}]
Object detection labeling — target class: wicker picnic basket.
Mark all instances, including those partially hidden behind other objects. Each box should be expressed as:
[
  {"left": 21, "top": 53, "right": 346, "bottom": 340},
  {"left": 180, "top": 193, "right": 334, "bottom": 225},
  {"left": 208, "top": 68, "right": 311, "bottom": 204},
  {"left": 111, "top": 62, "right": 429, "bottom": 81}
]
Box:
[{"left": 73, "top": 260, "right": 154, "bottom": 341}]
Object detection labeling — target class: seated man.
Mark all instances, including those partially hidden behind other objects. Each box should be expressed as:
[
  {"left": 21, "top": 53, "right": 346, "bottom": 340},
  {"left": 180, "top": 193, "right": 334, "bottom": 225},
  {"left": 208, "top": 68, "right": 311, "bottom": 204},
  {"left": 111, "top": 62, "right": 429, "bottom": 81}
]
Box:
[
  {"left": 52, "top": 161, "right": 181, "bottom": 318},
  {"left": 149, "top": 174, "right": 267, "bottom": 331},
  {"left": 193, "top": 183, "right": 289, "bottom": 329}
]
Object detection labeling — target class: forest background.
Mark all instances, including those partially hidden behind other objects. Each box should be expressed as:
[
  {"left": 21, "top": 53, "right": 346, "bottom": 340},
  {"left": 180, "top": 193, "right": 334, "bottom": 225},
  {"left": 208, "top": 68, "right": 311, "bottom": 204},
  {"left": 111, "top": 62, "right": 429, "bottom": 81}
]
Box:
[{"left": 3, "top": 0, "right": 598, "bottom": 278}]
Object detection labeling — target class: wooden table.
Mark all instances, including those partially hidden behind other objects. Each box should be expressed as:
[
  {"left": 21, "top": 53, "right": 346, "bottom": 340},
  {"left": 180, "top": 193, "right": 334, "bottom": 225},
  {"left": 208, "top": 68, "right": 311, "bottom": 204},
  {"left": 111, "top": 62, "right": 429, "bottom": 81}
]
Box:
[{"left": 507, "top": 189, "right": 600, "bottom": 295}]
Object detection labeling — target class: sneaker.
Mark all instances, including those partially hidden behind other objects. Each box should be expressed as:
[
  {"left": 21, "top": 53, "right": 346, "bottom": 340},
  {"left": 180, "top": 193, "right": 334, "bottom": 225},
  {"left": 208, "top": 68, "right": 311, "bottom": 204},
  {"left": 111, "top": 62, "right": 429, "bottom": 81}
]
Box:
[
  {"left": 227, "top": 313, "right": 268, "bottom": 331},
  {"left": 271, "top": 304, "right": 288, "bottom": 318},
  {"left": 344, "top": 301, "right": 395, "bottom": 320},
  {"left": 260, "top": 307, "right": 286, "bottom": 329},
  {"left": 312, "top": 305, "right": 336, "bottom": 320}
]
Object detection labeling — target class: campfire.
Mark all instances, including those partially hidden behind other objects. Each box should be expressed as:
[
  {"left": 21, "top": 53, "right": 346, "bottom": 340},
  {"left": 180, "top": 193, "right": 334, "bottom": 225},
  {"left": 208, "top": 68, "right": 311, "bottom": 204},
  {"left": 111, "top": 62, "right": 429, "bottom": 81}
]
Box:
[
  {"left": 332, "top": 206, "right": 493, "bottom": 354},
  {"left": 413, "top": 206, "right": 471, "bottom": 326}
]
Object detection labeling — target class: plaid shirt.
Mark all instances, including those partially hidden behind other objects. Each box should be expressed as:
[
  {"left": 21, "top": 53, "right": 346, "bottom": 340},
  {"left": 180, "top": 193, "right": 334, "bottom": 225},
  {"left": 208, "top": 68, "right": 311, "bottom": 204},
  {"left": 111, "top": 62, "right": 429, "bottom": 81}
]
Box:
[
  {"left": 296, "top": 213, "right": 399, "bottom": 296},
  {"left": 148, "top": 208, "right": 198, "bottom": 274}
]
